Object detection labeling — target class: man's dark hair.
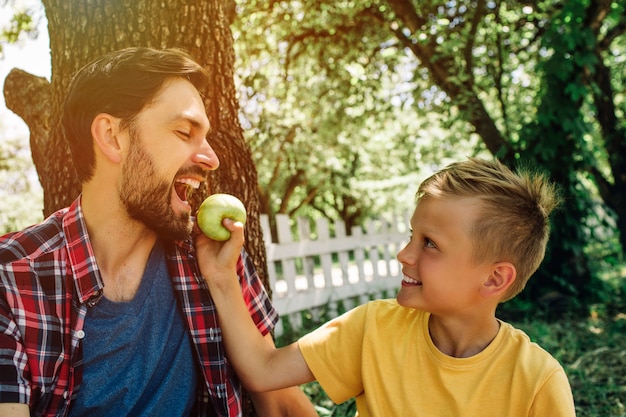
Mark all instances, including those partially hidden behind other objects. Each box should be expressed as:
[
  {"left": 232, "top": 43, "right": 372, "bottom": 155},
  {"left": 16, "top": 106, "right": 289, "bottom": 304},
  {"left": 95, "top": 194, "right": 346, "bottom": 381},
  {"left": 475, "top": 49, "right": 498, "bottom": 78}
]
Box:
[{"left": 61, "top": 47, "right": 210, "bottom": 182}]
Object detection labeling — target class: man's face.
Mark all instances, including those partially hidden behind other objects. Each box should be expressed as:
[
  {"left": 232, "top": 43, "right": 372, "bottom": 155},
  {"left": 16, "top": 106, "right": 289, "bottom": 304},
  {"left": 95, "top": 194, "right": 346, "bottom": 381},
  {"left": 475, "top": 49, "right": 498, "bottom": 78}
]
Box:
[{"left": 118, "top": 78, "right": 217, "bottom": 240}]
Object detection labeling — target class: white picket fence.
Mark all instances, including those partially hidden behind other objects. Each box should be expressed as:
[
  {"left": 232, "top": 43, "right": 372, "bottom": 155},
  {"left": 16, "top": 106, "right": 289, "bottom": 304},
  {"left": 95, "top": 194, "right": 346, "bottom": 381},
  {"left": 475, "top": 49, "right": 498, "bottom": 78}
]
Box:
[{"left": 260, "top": 212, "right": 410, "bottom": 336}]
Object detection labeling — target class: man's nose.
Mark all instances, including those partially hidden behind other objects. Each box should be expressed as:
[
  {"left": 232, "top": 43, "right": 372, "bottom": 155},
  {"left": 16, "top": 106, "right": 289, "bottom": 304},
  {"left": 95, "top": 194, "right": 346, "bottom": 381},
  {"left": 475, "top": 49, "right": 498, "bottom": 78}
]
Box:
[{"left": 194, "top": 139, "right": 220, "bottom": 171}]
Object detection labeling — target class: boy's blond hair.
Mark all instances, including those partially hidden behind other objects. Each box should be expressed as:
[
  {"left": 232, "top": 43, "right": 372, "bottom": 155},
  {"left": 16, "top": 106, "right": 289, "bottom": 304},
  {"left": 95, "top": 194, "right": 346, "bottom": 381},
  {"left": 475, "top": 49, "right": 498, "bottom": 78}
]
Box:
[{"left": 417, "top": 158, "right": 561, "bottom": 301}]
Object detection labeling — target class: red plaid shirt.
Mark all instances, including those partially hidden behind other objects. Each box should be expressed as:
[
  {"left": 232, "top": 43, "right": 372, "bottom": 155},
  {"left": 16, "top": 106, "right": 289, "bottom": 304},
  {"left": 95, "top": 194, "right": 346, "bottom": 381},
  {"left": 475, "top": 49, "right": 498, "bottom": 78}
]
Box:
[{"left": 0, "top": 197, "right": 278, "bottom": 417}]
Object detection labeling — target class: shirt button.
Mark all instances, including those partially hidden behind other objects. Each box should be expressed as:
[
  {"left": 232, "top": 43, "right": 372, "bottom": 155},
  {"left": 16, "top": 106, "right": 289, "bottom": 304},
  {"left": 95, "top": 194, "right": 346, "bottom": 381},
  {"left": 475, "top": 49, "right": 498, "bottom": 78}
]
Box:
[
  {"left": 63, "top": 391, "right": 69, "bottom": 399},
  {"left": 76, "top": 330, "right": 85, "bottom": 339}
]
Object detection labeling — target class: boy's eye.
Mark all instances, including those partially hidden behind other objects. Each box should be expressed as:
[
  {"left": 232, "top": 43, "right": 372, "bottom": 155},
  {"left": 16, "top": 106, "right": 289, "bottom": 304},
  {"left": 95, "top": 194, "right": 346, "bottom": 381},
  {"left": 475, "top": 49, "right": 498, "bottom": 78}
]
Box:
[{"left": 424, "top": 238, "right": 436, "bottom": 249}]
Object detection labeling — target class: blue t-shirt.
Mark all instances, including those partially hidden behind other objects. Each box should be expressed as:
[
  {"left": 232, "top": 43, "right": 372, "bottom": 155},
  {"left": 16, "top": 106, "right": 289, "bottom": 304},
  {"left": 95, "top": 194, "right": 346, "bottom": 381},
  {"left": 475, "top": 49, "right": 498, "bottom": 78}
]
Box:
[{"left": 69, "top": 241, "right": 199, "bottom": 416}]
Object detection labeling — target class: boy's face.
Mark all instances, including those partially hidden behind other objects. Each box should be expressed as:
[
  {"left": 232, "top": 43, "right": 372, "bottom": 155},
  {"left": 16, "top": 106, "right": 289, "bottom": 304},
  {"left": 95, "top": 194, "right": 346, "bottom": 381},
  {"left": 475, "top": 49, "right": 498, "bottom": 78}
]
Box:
[{"left": 396, "top": 196, "right": 494, "bottom": 315}]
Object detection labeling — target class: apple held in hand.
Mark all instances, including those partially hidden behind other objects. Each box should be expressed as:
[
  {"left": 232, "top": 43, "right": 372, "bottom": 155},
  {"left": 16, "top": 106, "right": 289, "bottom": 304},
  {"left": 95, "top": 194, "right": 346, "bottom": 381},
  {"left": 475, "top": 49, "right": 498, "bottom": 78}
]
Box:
[{"left": 197, "top": 193, "right": 247, "bottom": 241}]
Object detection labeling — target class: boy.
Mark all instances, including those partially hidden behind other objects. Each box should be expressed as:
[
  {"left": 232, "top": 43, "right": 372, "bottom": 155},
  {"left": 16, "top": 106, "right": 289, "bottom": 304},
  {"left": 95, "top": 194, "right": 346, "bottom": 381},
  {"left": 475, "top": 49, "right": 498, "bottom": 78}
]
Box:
[{"left": 197, "top": 158, "right": 576, "bottom": 416}]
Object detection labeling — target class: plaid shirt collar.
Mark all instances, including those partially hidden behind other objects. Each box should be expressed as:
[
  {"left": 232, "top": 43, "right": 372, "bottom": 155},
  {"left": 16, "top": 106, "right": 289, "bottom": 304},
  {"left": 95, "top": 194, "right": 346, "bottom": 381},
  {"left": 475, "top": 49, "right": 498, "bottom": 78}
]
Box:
[{"left": 63, "top": 197, "right": 105, "bottom": 306}]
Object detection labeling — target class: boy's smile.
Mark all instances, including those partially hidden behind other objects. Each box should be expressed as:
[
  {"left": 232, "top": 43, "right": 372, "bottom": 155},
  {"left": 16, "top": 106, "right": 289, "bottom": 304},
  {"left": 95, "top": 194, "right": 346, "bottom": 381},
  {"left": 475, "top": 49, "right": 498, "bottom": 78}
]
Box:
[{"left": 401, "top": 274, "right": 422, "bottom": 287}]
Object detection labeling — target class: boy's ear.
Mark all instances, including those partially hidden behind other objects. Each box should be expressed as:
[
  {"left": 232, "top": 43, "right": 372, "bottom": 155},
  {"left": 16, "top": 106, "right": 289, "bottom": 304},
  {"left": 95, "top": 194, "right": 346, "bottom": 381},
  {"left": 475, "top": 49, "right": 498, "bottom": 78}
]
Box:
[
  {"left": 91, "top": 113, "right": 123, "bottom": 164},
  {"left": 481, "top": 262, "right": 516, "bottom": 298}
]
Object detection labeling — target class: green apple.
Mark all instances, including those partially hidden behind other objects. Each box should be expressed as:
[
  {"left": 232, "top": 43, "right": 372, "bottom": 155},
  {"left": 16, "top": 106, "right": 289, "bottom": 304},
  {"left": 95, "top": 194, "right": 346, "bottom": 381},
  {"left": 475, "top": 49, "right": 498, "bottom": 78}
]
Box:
[{"left": 197, "top": 193, "right": 247, "bottom": 241}]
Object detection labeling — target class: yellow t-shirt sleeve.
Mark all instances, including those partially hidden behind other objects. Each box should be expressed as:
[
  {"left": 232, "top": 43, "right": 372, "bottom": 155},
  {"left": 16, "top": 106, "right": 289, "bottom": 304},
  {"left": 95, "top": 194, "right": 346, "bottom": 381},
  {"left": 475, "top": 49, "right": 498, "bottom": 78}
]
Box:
[{"left": 529, "top": 367, "right": 576, "bottom": 417}]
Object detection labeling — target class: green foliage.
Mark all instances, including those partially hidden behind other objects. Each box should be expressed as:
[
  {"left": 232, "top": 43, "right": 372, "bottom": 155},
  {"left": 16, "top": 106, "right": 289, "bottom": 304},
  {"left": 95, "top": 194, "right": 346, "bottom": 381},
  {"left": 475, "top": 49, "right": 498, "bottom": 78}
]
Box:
[
  {"left": 0, "top": 0, "right": 41, "bottom": 57},
  {"left": 233, "top": 0, "right": 481, "bottom": 226},
  {"left": 0, "top": 134, "right": 43, "bottom": 233},
  {"left": 234, "top": 0, "right": 626, "bottom": 315},
  {"left": 507, "top": 0, "right": 619, "bottom": 308}
]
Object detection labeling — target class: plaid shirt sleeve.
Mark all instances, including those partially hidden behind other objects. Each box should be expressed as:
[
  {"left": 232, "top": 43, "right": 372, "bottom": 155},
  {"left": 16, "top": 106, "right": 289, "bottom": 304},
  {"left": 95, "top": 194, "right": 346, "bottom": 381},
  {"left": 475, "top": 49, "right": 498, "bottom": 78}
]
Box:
[
  {"left": 168, "top": 240, "right": 279, "bottom": 417},
  {"left": 237, "top": 249, "right": 278, "bottom": 336},
  {"left": 0, "top": 289, "right": 29, "bottom": 404},
  {"left": 0, "top": 221, "right": 65, "bottom": 408},
  {"left": 0, "top": 205, "right": 88, "bottom": 416}
]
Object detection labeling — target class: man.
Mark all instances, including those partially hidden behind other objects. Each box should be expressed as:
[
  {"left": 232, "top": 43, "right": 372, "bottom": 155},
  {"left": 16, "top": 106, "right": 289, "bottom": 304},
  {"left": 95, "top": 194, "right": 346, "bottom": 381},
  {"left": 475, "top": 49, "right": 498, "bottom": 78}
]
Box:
[{"left": 0, "top": 47, "right": 317, "bottom": 417}]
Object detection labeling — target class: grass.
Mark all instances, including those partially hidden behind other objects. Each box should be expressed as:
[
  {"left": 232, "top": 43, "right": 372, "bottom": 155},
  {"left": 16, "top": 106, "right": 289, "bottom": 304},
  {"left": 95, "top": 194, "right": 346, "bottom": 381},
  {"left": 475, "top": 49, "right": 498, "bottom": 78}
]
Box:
[
  {"left": 278, "top": 302, "right": 626, "bottom": 417},
  {"left": 516, "top": 311, "right": 626, "bottom": 417}
]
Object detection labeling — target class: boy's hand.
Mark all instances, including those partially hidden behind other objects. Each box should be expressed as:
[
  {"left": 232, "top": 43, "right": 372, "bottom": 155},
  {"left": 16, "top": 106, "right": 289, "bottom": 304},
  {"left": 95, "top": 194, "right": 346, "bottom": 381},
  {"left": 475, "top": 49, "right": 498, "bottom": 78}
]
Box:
[{"left": 194, "top": 217, "right": 245, "bottom": 292}]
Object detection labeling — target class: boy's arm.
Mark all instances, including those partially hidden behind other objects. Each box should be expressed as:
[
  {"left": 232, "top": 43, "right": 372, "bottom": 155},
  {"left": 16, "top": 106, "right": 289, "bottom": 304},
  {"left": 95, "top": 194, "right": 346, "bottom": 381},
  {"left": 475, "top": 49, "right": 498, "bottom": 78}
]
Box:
[
  {"left": 194, "top": 219, "right": 315, "bottom": 392},
  {"left": 248, "top": 333, "right": 318, "bottom": 417},
  {"left": 0, "top": 403, "right": 29, "bottom": 417},
  {"left": 250, "top": 385, "right": 318, "bottom": 417}
]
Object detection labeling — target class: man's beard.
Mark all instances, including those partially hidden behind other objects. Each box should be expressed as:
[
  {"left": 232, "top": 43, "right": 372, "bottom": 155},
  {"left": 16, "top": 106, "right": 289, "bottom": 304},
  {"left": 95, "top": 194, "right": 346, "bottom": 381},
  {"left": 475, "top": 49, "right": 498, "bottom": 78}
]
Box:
[{"left": 119, "top": 130, "right": 192, "bottom": 241}]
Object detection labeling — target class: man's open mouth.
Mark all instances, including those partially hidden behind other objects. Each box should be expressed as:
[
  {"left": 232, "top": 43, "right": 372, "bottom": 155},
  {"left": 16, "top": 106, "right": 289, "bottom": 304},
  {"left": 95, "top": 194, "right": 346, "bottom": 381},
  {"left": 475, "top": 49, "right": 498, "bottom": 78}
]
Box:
[{"left": 174, "top": 177, "right": 201, "bottom": 202}]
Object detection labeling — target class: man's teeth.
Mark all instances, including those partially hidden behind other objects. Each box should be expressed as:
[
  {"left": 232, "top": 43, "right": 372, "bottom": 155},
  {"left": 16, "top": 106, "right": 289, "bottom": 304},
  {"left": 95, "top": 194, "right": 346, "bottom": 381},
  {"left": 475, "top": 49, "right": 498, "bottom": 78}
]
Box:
[{"left": 176, "top": 178, "right": 201, "bottom": 189}]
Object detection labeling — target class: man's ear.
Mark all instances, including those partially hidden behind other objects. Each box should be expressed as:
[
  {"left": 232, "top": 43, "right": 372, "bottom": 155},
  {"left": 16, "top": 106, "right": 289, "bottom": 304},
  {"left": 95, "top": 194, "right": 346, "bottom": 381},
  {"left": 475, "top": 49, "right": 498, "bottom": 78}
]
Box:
[
  {"left": 91, "top": 113, "right": 123, "bottom": 164},
  {"left": 481, "top": 262, "right": 516, "bottom": 298}
]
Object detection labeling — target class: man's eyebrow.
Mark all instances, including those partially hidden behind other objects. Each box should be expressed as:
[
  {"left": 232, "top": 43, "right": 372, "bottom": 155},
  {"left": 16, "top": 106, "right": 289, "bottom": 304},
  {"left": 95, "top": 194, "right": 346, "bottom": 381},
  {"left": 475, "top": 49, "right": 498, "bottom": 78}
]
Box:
[{"left": 170, "top": 113, "right": 210, "bottom": 131}]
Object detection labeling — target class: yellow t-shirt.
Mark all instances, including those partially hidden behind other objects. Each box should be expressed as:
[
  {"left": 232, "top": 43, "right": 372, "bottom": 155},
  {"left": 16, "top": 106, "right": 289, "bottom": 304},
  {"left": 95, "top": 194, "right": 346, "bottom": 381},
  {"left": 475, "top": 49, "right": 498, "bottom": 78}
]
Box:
[{"left": 298, "top": 299, "right": 575, "bottom": 417}]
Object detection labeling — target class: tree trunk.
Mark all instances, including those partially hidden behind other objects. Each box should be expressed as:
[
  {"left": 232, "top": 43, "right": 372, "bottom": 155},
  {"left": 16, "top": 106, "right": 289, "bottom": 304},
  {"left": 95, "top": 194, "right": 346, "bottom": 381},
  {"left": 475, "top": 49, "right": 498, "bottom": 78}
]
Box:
[
  {"left": 587, "top": 49, "right": 626, "bottom": 252},
  {"left": 3, "top": 1, "right": 267, "bottom": 415}
]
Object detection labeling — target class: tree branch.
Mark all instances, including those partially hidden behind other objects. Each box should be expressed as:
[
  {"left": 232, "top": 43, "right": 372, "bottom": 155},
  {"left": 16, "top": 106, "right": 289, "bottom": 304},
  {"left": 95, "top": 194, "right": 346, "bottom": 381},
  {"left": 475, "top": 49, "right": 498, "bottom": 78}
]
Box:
[
  {"left": 463, "top": 0, "right": 486, "bottom": 82},
  {"left": 585, "top": 0, "right": 612, "bottom": 34},
  {"left": 599, "top": 17, "right": 626, "bottom": 50},
  {"left": 383, "top": 2, "right": 512, "bottom": 157},
  {"left": 385, "top": 0, "right": 428, "bottom": 33},
  {"left": 3, "top": 68, "right": 51, "bottom": 187}
]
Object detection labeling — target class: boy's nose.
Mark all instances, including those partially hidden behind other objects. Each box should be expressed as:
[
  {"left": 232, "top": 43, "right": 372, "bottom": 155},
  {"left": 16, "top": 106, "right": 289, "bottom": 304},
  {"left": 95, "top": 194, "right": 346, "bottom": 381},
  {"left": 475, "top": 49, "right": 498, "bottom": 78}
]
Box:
[{"left": 397, "top": 242, "right": 416, "bottom": 265}]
